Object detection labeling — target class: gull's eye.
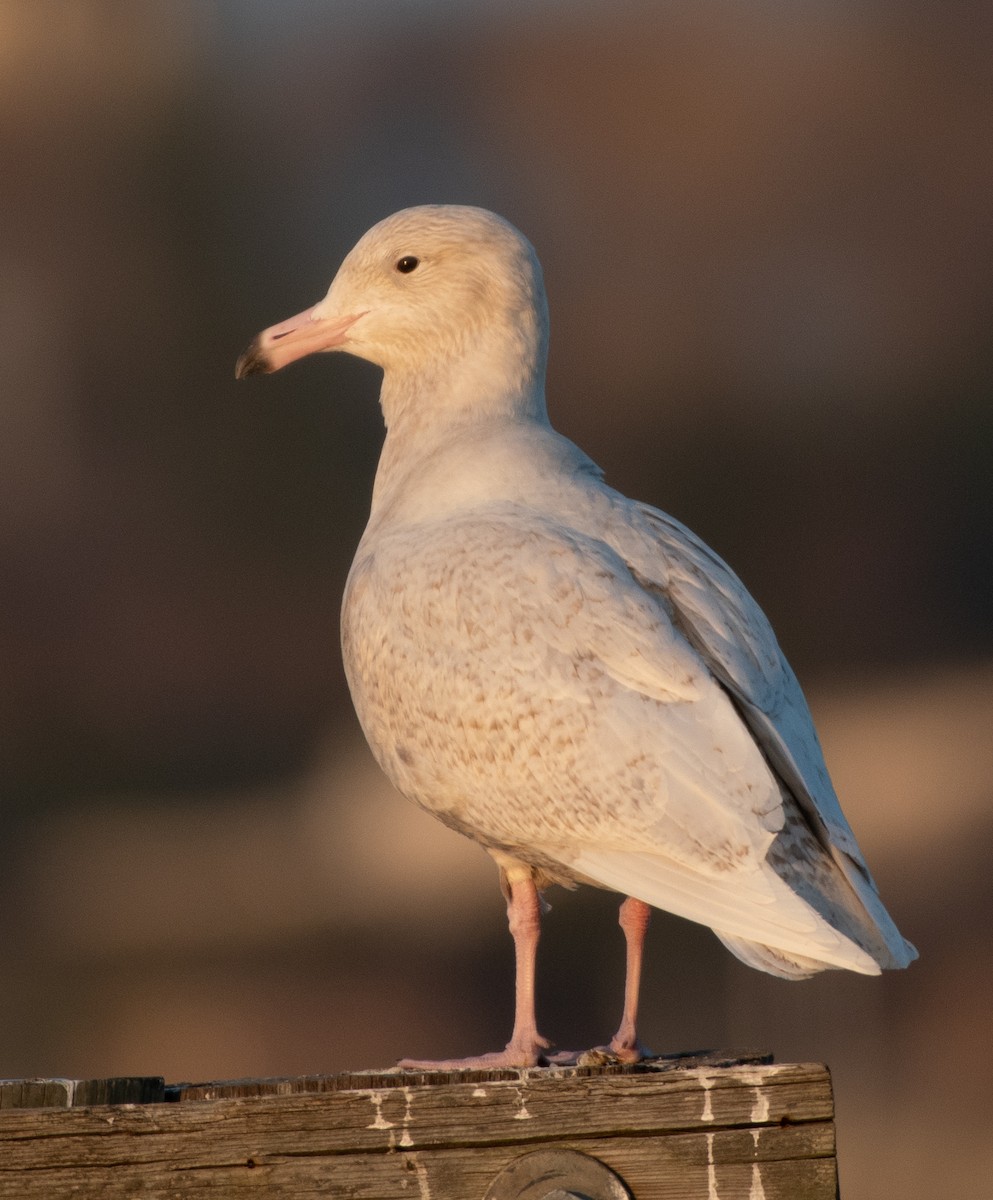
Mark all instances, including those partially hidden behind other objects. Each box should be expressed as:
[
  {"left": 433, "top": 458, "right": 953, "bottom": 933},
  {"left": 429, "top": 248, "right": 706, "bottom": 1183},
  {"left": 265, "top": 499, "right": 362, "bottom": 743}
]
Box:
[{"left": 395, "top": 255, "right": 420, "bottom": 274}]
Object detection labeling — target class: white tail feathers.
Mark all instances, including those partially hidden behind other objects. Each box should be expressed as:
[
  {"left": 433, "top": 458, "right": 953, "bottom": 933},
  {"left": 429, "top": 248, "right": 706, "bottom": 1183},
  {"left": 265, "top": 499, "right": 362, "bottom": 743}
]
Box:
[{"left": 569, "top": 846, "right": 904, "bottom": 977}]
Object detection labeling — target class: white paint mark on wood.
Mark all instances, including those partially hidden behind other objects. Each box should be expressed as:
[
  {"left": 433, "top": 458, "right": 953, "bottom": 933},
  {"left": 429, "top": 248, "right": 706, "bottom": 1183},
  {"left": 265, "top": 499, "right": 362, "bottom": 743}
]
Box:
[
  {"left": 399, "top": 1086, "right": 415, "bottom": 1148},
  {"left": 749, "top": 1162, "right": 767, "bottom": 1200},
  {"left": 750, "top": 1087, "right": 770, "bottom": 1123},
  {"left": 472, "top": 1088, "right": 487, "bottom": 1098},
  {"left": 364, "top": 1091, "right": 394, "bottom": 1131},
  {"left": 513, "top": 1081, "right": 532, "bottom": 1120},
  {"left": 734, "top": 1065, "right": 784, "bottom": 1086},
  {"left": 706, "top": 1131, "right": 719, "bottom": 1199},
  {"left": 405, "top": 1152, "right": 433, "bottom": 1200},
  {"left": 697, "top": 1072, "right": 715, "bottom": 1122}
]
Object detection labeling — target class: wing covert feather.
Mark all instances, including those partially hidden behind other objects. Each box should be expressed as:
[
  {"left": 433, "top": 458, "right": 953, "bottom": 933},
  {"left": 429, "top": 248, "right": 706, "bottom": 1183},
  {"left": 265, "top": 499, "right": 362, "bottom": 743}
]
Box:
[{"left": 596, "top": 498, "right": 870, "bottom": 870}]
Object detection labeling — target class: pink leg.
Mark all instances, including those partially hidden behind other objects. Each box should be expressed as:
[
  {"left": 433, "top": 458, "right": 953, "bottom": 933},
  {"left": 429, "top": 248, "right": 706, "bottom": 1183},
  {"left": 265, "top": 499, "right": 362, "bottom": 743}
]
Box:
[
  {"left": 606, "top": 896, "right": 652, "bottom": 1063},
  {"left": 398, "top": 872, "right": 552, "bottom": 1070}
]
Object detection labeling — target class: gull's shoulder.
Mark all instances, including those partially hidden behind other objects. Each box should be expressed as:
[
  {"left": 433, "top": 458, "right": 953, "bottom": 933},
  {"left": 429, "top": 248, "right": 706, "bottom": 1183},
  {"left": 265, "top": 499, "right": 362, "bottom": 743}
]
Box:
[{"left": 363, "top": 416, "right": 605, "bottom": 538}]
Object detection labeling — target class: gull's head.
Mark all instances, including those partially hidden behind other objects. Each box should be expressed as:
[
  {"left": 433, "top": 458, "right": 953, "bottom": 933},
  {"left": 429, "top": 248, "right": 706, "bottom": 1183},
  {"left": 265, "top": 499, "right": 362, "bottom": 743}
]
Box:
[{"left": 237, "top": 205, "right": 549, "bottom": 422}]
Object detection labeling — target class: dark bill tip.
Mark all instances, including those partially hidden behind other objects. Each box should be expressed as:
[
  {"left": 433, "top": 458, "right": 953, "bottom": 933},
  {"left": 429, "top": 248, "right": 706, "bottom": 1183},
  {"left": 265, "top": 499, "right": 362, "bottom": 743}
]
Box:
[{"left": 235, "top": 341, "right": 271, "bottom": 380}]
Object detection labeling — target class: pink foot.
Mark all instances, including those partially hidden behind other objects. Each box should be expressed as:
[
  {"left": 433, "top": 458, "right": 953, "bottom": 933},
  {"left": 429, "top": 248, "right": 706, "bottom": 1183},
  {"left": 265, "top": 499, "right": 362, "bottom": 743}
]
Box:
[
  {"left": 588, "top": 1037, "right": 653, "bottom": 1065},
  {"left": 399, "top": 873, "right": 556, "bottom": 1072},
  {"left": 398, "top": 1036, "right": 552, "bottom": 1071},
  {"left": 584, "top": 896, "right": 653, "bottom": 1066}
]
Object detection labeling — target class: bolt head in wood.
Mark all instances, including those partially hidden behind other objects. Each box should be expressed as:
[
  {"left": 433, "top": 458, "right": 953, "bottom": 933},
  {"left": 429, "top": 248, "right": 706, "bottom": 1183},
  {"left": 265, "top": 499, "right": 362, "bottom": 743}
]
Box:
[{"left": 483, "top": 1147, "right": 632, "bottom": 1200}]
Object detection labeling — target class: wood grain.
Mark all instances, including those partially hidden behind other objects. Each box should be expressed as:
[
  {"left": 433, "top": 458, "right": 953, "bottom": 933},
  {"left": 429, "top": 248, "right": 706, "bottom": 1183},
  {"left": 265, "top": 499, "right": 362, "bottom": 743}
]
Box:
[{"left": 0, "top": 1059, "right": 837, "bottom": 1198}]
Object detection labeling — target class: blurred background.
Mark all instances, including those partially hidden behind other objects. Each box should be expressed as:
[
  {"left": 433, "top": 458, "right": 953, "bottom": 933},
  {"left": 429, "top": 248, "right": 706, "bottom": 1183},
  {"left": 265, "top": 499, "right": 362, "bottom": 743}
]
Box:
[{"left": 1, "top": 2, "right": 990, "bottom": 1196}]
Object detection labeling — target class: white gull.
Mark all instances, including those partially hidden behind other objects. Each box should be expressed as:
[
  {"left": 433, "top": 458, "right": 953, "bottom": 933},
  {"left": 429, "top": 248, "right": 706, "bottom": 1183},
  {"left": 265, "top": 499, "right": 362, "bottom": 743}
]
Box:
[{"left": 237, "top": 205, "right": 916, "bottom": 1068}]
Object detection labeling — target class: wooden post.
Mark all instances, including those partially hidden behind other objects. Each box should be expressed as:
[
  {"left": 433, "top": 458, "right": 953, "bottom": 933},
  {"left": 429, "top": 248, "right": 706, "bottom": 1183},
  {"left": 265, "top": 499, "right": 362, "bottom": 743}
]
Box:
[{"left": 0, "top": 1051, "right": 838, "bottom": 1198}]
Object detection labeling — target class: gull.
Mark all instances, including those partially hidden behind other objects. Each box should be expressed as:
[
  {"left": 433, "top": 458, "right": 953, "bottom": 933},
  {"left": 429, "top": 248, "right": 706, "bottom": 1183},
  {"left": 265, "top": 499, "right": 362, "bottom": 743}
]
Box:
[{"left": 236, "top": 205, "right": 916, "bottom": 1069}]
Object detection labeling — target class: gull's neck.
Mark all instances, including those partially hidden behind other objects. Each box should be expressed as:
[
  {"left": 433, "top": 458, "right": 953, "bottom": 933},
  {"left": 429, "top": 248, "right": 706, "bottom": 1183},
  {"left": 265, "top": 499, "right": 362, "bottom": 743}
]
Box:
[
  {"left": 367, "top": 350, "right": 550, "bottom": 525},
  {"left": 379, "top": 311, "right": 549, "bottom": 427},
  {"left": 370, "top": 314, "right": 549, "bottom": 499}
]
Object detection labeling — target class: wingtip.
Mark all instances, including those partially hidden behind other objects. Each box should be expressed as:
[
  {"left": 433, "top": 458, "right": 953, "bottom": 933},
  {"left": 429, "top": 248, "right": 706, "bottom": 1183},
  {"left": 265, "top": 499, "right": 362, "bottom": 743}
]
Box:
[{"left": 896, "top": 937, "right": 919, "bottom": 967}]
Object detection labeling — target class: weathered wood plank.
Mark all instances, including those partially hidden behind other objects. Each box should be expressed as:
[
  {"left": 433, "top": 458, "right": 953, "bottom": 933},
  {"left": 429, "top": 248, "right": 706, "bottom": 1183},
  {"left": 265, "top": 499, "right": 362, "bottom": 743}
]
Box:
[
  {"left": 0, "top": 1062, "right": 836, "bottom": 1199},
  {"left": 0, "top": 1129, "right": 836, "bottom": 1199},
  {"left": 169, "top": 1048, "right": 773, "bottom": 1101},
  {"left": 0, "top": 1064, "right": 831, "bottom": 1161},
  {"left": 0, "top": 1077, "right": 164, "bottom": 1109}
]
